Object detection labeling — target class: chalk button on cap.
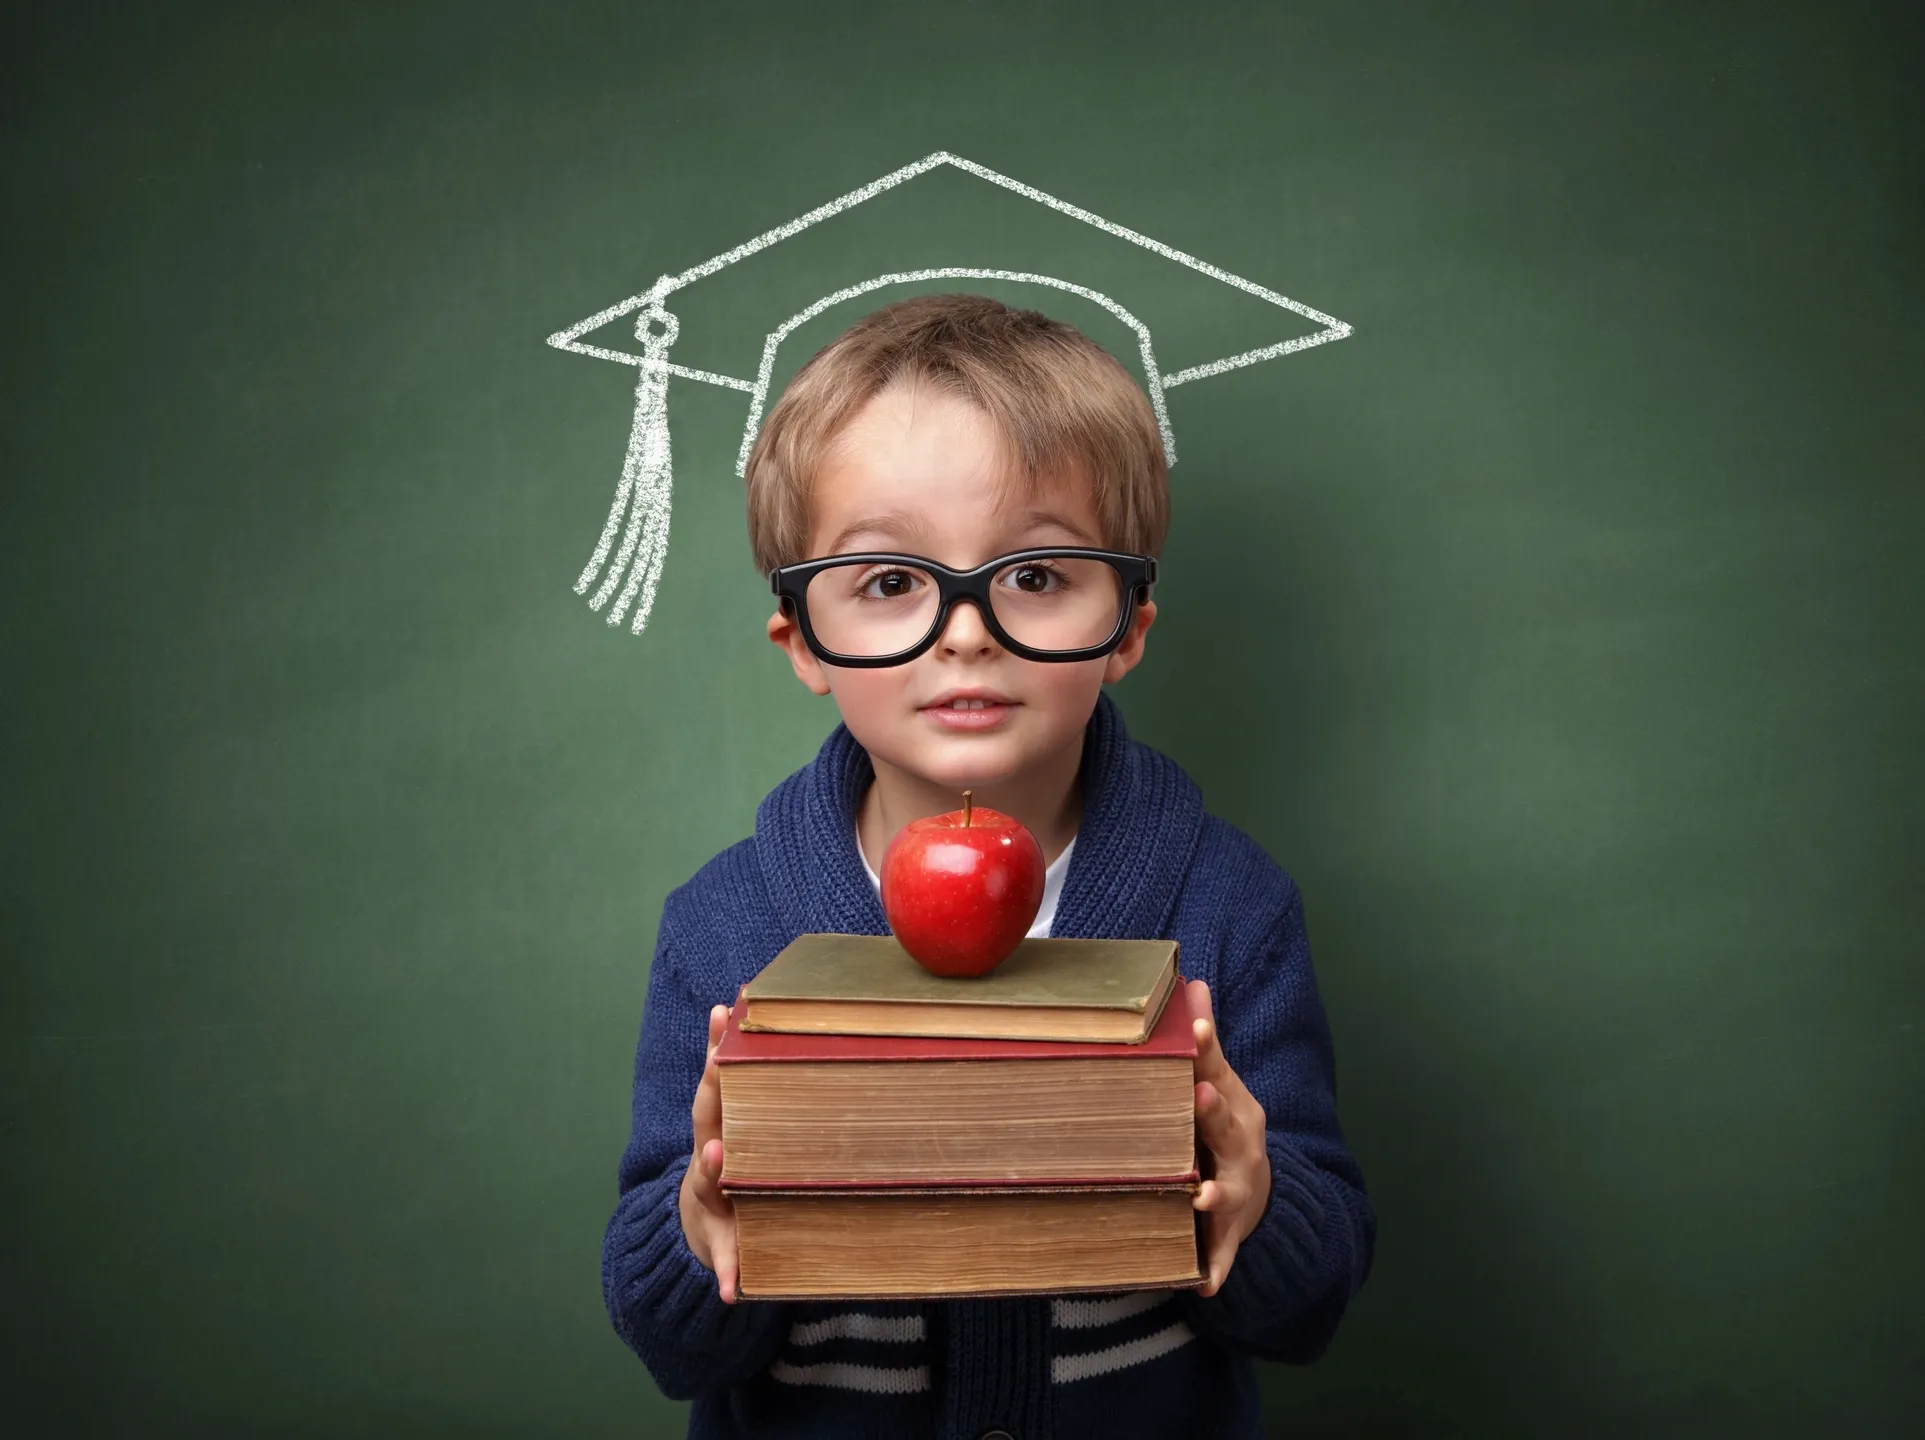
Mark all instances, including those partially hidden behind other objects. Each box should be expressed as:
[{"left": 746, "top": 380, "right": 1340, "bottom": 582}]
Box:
[
  {"left": 979, "top": 1431, "right": 1015, "bottom": 1440},
  {"left": 546, "top": 150, "right": 1355, "bottom": 640}
]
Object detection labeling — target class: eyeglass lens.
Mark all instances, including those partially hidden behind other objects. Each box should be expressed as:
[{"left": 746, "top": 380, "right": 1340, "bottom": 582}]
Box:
[{"left": 802, "top": 556, "right": 1126, "bottom": 658}]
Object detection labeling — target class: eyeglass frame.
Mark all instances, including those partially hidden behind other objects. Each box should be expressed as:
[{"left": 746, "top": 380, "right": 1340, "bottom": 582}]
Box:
[{"left": 769, "top": 546, "right": 1158, "bottom": 668}]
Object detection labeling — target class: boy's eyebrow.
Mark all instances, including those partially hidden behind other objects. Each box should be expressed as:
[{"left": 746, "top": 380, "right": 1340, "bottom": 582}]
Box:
[
  {"left": 823, "top": 507, "right": 1103, "bottom": 557},
  {"left": 1014, "top": 509, "right": 1104, "bottom": 544},
  {"left": 824, "top": 511, "right": 933, "bottom": 553}
]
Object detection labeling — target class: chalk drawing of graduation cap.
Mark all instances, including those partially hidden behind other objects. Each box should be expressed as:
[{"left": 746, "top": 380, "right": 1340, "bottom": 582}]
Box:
[{"left": 547, "top": 150, "right": 1353, "bottom": 636}]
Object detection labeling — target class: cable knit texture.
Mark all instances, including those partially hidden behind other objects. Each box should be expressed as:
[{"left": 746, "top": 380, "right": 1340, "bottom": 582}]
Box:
[{"left": 603, "top": 694, "right": 1375, "bottom": 1439}]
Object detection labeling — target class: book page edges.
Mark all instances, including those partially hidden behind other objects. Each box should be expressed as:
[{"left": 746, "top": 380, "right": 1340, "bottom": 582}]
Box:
[
  {"left": 721, "top": 971, "right": 1192, "bottom": 1061},
  {"left": 739, "top": 964, "right": 1176, "bottom": 1044}
]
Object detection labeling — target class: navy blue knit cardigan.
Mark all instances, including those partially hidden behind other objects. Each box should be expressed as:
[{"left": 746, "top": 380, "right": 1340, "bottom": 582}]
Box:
[{"left": 603, "top": 694, "right": 1375, "bottom": 1439}]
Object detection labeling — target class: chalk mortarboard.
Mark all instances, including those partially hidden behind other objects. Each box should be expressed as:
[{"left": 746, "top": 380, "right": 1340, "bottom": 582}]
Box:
[{"left": 547, "top": 150, "right": 1353, "bottom": 637}]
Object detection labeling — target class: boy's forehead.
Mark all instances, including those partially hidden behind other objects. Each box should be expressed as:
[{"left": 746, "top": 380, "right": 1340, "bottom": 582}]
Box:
[
  {"left": 812, "top": 412, "right": 1105, "bottom": 559},
  {"left": 547, "top": 151, "right": 1352, "bottom": 634},
  {"left": 827, "top": 376, "right": 1006, "bottom": 458}
]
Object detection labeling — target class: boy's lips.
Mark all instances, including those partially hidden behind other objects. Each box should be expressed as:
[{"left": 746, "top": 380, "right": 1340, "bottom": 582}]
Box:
[{"left": 920, "top": 689, "right": 1018, "bottom": 732}]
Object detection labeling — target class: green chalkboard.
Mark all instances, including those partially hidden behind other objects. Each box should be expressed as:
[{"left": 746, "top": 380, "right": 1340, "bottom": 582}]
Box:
[{"left": 5, "top": 2, "right": 1921, "bottom": 1436}]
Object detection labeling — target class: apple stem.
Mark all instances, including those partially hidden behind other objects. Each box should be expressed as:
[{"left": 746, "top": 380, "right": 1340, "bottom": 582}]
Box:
[{"left": 962, "top": 789, "right": 972, "bottom": 827}]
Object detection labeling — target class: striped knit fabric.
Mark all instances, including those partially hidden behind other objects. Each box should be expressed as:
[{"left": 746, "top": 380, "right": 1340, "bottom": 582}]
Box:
[{"left": 602, "top": 694, "right": 1376, "bottom": 1439}]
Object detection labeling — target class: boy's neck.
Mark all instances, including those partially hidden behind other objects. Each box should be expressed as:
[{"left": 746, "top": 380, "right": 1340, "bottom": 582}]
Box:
[{"left": 856, "top": 738, "right": 1084, "bottom": 874}]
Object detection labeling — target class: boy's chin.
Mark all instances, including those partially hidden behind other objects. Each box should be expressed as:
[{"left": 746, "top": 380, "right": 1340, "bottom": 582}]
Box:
[{"left": 872, "top": 732, "right": 1030, "bottom": 794}]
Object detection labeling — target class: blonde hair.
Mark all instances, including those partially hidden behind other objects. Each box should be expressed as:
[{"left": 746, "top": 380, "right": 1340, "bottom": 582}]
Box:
[{"left": 743, "top": 293, "right": 1170, "bottom": 574}]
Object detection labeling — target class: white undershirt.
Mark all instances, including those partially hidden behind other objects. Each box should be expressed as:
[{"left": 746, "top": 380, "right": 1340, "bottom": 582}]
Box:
[{"left": 860, "top": 830, "right": 1077, "bottom": 939}]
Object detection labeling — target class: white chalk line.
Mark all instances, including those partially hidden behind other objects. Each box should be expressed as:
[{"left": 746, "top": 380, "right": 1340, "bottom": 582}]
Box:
[
  {"left": 933, "top": 153, "right": 1348, "bottom": 341},
  {"left": 546, "top": 151, "right": 1350, "bottom": 373},
  {"left": 1164, "top": 326, "right": 1351, "bottom": 387},
  {"left": 558, "top": 344, "right": 757, "bottom": 389},
  {"left": 732, "top": 269, "right": 1176, "bottom": 477},
  {"left": 552, "top": 151, "right": 1353, "bottom": 637},
  {"left": 572, "top": 364, "right": 652, "bottom": 596},
  {"left": 576, "top": 307, "right": 679, "bottom": 632},
  {"left": 542, "top": 152, "right": 954, "bottom": 361}
]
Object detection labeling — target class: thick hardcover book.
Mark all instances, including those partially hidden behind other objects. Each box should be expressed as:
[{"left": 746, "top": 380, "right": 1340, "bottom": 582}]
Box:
[
  {"left": 716, "top": 980, "right": 1198, "bottom": 1188},
  {"left": 738, "top": 934, "right": 1179, "bottom": 1043},
  {"left": 731, "top": 1183, "right": 1207, "bottom": 1301}
]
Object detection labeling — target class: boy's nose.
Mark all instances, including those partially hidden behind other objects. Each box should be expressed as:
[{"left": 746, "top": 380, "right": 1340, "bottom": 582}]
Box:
[{"left": 934, "top": 597, "right": 1000, "bottom": 658}]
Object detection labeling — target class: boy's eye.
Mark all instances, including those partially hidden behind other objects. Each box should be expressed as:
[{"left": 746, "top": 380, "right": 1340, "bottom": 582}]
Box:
[
  {"left": 999, "top": 563, "right": 1065, "bottom": 595},
  {"left": 855, "top": 566, "right": 925, "bottom": 600}
]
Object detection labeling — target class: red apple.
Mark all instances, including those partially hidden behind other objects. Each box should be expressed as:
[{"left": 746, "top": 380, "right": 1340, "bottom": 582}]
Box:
[{"left": 881, "top": 791, "right": 1046, "bottom": 977}]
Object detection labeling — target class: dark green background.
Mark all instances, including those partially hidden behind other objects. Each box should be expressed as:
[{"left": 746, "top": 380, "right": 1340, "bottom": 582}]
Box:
[{"left": 6, "top": 1, "right": 1921, "bottom": 1435}]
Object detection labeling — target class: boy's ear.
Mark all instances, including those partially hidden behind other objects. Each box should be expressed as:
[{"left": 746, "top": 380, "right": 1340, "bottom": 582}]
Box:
[
  {"left": 1102, "top": 599, "right": 1157, "bottom": 684},
  {"left": 767, "top": 605, "right": 833, "bottom": 696}
]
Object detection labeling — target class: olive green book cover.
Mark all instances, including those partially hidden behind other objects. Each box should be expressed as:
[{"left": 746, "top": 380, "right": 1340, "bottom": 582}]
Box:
[{"left": 738, "top": 935, "right": 1179, "bottom": 1043}]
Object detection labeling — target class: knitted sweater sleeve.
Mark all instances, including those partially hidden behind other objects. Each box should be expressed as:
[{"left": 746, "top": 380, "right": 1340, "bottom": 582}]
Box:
[
  {"left": 1177, "top": 873, "right": 1377, "bottom": 1362},
  {"left": 601, "top": 892, "right": 788, "bottom": 1399}
]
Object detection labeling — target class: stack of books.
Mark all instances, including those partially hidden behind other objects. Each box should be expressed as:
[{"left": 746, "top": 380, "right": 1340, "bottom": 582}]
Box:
[{"left": 715, "top": 934, "right": 1204, "bottom": 1300}]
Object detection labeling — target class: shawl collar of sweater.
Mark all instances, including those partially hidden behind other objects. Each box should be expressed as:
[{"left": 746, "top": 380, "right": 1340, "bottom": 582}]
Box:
[{"left": 753, "top": 692, "right": 1206, "bottom": 945}]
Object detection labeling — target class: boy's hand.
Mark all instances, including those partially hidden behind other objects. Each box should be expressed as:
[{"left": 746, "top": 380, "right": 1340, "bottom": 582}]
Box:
[
  {"left": 678, "top": 1003, "right": 741, "bottom": 1304},
  {"left": 1188, "top": 978, "right": 1273, "bottom": 1298}
]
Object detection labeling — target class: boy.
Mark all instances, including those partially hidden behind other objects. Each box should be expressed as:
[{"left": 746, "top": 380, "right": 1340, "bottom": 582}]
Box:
[{"left": 603, "top": 295, "right": 1375, "bottom": 1439}]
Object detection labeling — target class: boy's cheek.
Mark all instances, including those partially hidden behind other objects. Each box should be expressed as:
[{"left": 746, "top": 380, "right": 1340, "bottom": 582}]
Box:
[
  {"left": 820, "top": 666, "right": 904, "bottom": 718},
  {"left": 819, "top": 670, "right": 926, "bottom": 758}
]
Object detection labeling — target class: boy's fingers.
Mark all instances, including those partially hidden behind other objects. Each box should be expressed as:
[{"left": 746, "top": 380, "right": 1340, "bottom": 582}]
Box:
[
  {"left": 686, "top": 1138, "right": 730, "bottom": 1209},
  {"left": 1195, "top": 1080, "right": 1243, "bottom": 1154},
  {"left": 1204, "top": 1226, "right": 1238, "bottom": 1296},
  {"left": 1192, "top": 1014, "right": 1231, "bottom": 1087},
  {"left": 714, "top": 1225, "right": 740, "bottom": 1305},
  {"left": 694, "top": 1004, "right": 729, "bottom": 1125},
  {"left": 685, "top": 1151, "right": 717, "bottom": 1207},
  {"left": 692, "top": 1003, "right": 729, "bottom": 1134},
  {"left": 1194, "top": 1024, "right": 1260, "bottom": 1124},
  {"left": 1187, "top": 978, "right": 1215, "bottom": 1026},
  {"left": 692, "top": 1047, "right": 724, "bottom": 1143},
  {"left": 697, "top": 1004, "right": 743, "bottom": 1303},
  {"left": 1186, "top": 981, "right": 1215, "bottom": 1053},
  {"left": 1191, "top": 1174, "right": 1247, "bottom": 1215},
  {"left": 1193, "top": 1204, "right": 1239, "bottom": 1296}
]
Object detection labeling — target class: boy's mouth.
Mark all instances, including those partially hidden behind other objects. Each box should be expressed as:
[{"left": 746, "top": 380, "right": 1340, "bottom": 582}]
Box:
[{"left": 920, "top": 689, "right": 1018, "bottom": 733}]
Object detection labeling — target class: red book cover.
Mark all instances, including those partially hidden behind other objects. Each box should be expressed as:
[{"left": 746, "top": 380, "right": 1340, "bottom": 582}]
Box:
[{"left": 715, "top": 969, "right": 1196, "bottom": 1065}]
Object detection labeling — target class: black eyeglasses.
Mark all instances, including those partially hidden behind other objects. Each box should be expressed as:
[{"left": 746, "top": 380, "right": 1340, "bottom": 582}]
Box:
[{"left": 770, "top": 547, "right": 1157, "bottom": 667}]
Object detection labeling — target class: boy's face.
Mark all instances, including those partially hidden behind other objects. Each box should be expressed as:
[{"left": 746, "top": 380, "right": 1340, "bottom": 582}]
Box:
[{"left": 766, "top": 381, "right": 1156, "bottom": 797}]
